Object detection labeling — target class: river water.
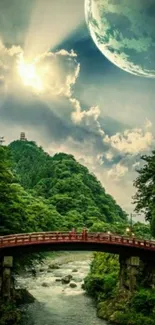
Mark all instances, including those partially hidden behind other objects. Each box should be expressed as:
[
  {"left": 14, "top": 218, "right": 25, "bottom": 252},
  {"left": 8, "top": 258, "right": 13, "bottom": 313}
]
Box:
[{"left": 16, "top": 252, "right": 107, "bottom": 325}]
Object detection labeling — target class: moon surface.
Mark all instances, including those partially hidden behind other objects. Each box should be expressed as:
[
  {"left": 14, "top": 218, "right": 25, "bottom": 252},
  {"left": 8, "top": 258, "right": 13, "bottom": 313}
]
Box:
[{"left": 85, "top": 0, "right": 155, "bottom": 77}]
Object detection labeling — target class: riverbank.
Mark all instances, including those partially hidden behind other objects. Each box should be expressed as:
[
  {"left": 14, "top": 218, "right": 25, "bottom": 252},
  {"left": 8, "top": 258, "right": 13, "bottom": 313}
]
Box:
[
  {"left": 16, "top": 252, "right": 108, "bottom": 325},
  {"left": 0, "top": 298, "right": 21, "bottom": 325},
  {"left": 0, "top": 289, "right": 35, "bottom": 325},
  {"left": 84, "top": 252, "right": 155, "bottom": 325}
]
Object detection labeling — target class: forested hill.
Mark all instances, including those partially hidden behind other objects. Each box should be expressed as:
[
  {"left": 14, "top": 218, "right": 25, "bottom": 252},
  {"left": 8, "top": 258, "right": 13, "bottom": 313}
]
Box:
[{"left": 9, "top": 140, "right": 127, "bottom": 230}]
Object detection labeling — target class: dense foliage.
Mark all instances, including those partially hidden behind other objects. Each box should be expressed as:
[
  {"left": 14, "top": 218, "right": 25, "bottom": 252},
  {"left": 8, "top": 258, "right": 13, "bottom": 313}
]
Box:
[
  {"left": 89, "top": 220, "right": 151, "bottom": 239},
  {"left": 8, "top": 140, "right": 127, "bottom": 231},
  {"left": 134, "top": 151, "right": 155, "bottom": 236},
  {"left": 84, "top": 221, "right": 152, "bottom": 325},
  {"left": 0, "top": 145, "right": 61, "bottom": 235},
  {"left": 84, "top": 251, "right": 155, "bottom": 325},
  {"left": 84, "top": 253, "right": 119, "bottom": 300}
]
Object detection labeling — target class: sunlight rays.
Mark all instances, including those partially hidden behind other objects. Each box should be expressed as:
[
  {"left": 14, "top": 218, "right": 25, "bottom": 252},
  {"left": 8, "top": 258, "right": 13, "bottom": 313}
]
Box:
[{"left": 24, "top": 0, "right": 84, "bottom": 60}]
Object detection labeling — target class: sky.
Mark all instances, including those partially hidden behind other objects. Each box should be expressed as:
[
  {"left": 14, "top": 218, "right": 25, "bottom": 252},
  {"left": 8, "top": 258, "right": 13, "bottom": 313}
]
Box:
[{"left": 0, "top": 0, "right": 155, "bottom": 220}]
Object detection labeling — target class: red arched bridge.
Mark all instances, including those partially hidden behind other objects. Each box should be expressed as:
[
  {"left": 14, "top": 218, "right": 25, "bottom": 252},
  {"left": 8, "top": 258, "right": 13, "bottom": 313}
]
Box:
[{"left": 0, "top": 230, "right": 155, "bottom": 259}]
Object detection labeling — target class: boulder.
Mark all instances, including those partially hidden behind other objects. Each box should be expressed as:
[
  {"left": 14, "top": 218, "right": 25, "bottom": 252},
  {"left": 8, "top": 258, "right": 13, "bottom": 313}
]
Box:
[
  {"left": 72, "top": 269, "right": 78, "bottom": 273},
  {"left": 69, "top": 282, "right": 77, "bottom": 288},
  {"left": 48, "top": 264, "right": 60, "bottom": 270},
  {"left": 61, "top": 275, "right": 72, "bottom": 284},
  {"left": 42, "top": 282, "right": 50, "bottom": 287},
  {"left": 40, "top": 268, "right": 46, "bottom": 272}
]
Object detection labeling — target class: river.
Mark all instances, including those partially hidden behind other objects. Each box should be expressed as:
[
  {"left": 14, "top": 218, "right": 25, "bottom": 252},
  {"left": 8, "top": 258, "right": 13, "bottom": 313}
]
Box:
[{"left": 16, "top": 252, "right": 107, "bottom": 325}]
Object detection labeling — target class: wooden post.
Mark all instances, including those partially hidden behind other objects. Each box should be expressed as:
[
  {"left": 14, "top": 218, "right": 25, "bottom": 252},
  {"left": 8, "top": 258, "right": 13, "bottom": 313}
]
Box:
[{"left": 82, "top": 228, "right": 87, "bottom": 241}]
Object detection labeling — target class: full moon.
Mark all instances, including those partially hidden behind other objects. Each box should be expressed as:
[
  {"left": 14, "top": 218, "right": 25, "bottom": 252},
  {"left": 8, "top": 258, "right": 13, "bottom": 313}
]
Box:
[{"left": 85, "top": 0, "right": 155, "bottom": 77}]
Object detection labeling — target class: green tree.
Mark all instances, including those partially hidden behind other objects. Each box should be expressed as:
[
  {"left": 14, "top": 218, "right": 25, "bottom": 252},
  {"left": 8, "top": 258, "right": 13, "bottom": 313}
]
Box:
[
  {"left": 0, "top": 146, "right": 62, "bottom": 235},
  {"left": 0, "top": 146, "right": 28, "bottom": 234},
  {"left": 133, "top": 151, "right": 155, "bottom": 234}
]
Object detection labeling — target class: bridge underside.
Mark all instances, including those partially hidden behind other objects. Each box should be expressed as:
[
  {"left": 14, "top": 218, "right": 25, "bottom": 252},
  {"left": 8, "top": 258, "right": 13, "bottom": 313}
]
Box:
[{"left": 1, "top": 242, "right": 155, "bottom": 262}]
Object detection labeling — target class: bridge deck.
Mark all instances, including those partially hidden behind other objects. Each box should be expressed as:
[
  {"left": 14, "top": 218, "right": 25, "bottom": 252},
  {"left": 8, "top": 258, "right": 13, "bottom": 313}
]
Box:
[{"left": 0, "top": 232, "right": 155, "bottom": 253}]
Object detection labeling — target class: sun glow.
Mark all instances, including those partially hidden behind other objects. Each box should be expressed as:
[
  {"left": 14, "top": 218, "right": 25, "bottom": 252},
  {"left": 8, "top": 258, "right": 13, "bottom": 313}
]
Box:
[{"left": 17, "top": 57, "right": 43, "bottom": 92}]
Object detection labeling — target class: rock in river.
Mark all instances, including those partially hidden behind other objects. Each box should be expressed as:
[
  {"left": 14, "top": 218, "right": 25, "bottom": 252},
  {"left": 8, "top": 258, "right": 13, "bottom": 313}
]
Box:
[
  {"left": 62, "top": 275, "right": 72, "bottom": 284},
  {"left": 69, "top": 282, "right": 77, "bottom": 288},
  {"left": 42, "top": 282, "right": 50, "bottom": 287},
  {"left": 48, "top": 264, "right": 60, "bottom": 270}
]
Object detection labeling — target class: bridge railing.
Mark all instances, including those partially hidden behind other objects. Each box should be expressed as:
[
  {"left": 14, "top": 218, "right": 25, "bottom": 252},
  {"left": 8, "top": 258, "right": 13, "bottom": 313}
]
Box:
[{"left": 0, "top": 232, "right": 155, "bottom": 250}]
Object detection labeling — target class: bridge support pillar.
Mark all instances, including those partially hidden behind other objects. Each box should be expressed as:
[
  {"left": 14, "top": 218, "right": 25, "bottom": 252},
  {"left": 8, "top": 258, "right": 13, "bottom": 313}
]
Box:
[
  {"left": 0, "top": 256, "right": 13, "bottom": 299},
  {"left": 139, "top": 258, "right": 155, "bottom": 289},
  {"left": 119, "top": 254, "right": 140, "bottom": 292}
]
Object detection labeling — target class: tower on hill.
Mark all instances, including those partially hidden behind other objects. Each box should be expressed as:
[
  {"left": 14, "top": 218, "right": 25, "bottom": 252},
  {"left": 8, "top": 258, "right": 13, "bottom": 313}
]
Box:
[
  {"left": 20, "top": 132, "right": 27, "bottom": 141},
  {"left": 0, "top": 136, "right": 5, "bottom": 145}
]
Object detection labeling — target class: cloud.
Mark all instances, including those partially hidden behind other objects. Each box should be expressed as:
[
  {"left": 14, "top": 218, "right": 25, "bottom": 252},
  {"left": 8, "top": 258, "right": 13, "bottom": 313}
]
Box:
[
  {"left": 105, "top": 151, "right": 113, "bottom": 161},
  {"left": 0, "top": 40, "right": 106, "bottom": 141},
  {"left": 145, "top": 118, "right": 152, "bottom": 129},
  {"left": 0, "top": 40, "right": 104, "bottom": 141},
  {"left": 0, "top": 40, "right": 80, "bottom": 99},
  {"left": 70, "top": 98, "right": 99, "bottom": 123},
  {"left": 132, "top": 161, "right": 140, "bottom": 170},
  {"left": 96, "top": 154, "right": 104, "bottom": 166},
  {"left": 69, "top": 97, "right": 105, "bottom": 138},
  {"left": 108, "top": 163, "right": 129, "bottom": 180},
  {"left": 35, "top": 49, "right": 80, "bottom": 97},
  {"left": 0, "top": 41, "right": 23, "bottom": 93},
  {"left": 70, "top": 98, "right": 100, "bottom": 123},
  {"left": 104, "top": 127, "right": 153, "bottom": 155}
]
